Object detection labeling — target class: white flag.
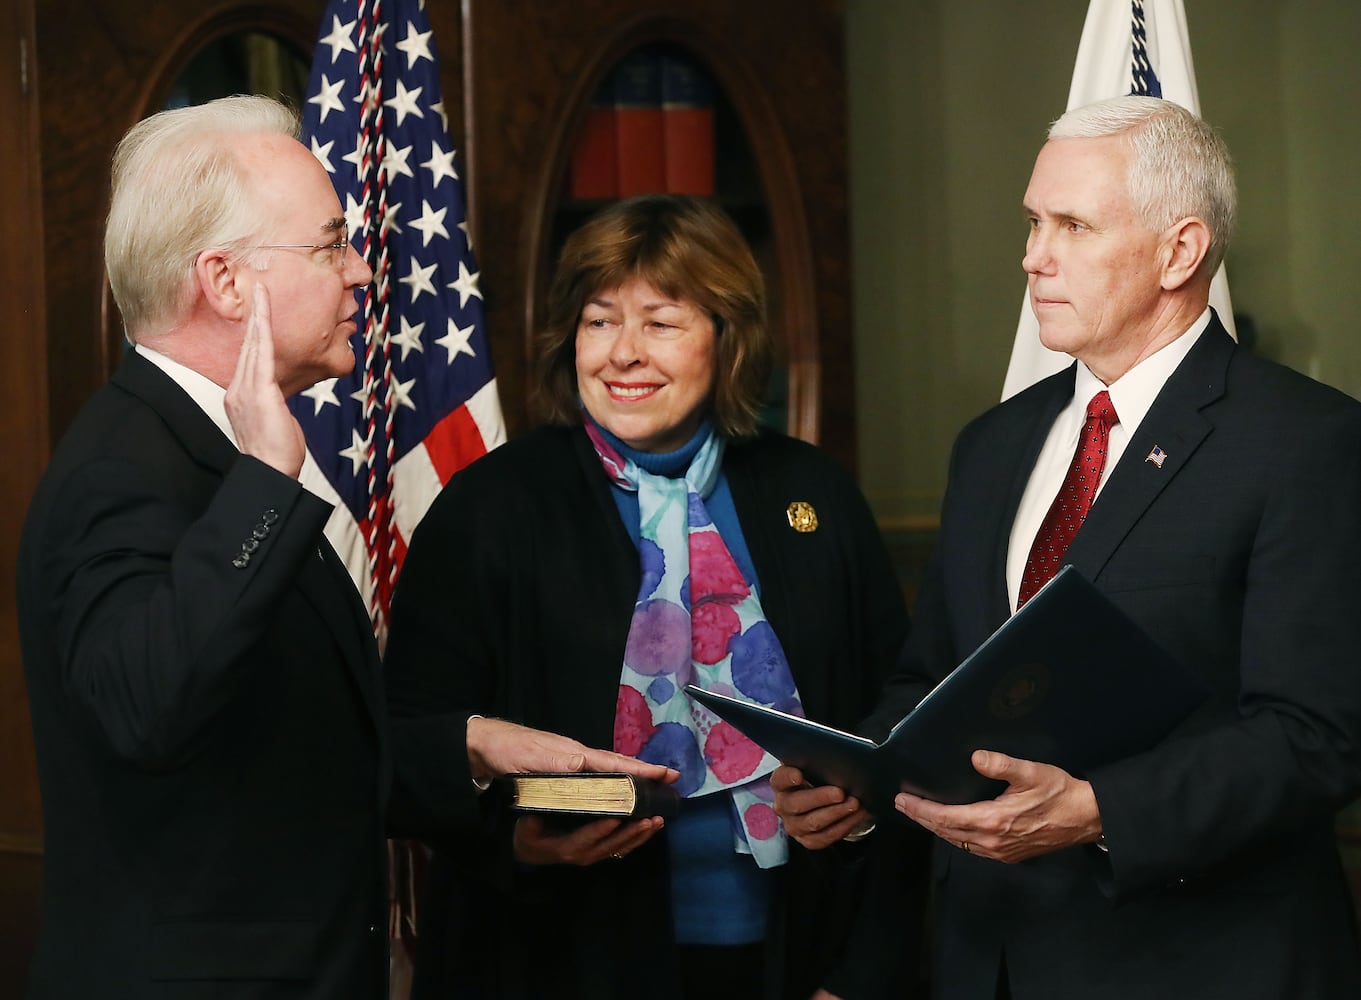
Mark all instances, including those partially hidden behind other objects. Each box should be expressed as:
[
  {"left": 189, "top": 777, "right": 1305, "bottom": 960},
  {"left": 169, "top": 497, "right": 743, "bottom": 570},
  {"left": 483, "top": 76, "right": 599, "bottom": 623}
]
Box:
[{"left": 1001, "top": 0, "right": 1235, "bottom": 400}]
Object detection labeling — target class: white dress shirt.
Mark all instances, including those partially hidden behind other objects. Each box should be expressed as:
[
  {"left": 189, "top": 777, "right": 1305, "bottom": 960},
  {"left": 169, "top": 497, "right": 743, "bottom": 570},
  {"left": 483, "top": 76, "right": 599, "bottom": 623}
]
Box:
[{"left": 1005, "top": 308, "right": 1212, "bottom": 612}]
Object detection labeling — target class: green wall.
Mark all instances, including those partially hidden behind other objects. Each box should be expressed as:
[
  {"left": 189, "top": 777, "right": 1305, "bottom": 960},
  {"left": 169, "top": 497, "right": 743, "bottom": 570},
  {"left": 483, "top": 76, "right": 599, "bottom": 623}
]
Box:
[{"left": 847, "top": 0, "right": 1361, "bottom": 527}]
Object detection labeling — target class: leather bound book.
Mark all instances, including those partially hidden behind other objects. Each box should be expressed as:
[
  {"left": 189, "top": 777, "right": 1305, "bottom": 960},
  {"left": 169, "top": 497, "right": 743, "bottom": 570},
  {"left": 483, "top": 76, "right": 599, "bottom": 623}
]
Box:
[
  {"left": 661, "top": 52, "right": 715, "bottom": 196},
  {"left": 612, "top": 49, "right": 666, "bottom": 196},
  {"left": 502, "top": 772, "right": 680, "bottom": 820},
  {"left": 570, "top": 80, "right": 618, "bottom": 200}
]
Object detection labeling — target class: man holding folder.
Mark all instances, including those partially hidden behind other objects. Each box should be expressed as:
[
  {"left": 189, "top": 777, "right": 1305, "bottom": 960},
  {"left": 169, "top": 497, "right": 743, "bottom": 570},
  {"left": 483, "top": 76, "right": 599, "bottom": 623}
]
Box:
[{"left": 776, "top": 96, "right": 1361, "bottom": 998}]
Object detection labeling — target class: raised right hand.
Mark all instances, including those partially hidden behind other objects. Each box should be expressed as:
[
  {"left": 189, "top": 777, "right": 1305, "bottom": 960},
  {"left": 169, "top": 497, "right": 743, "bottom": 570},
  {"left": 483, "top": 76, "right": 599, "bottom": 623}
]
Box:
[{"left": 224, "top": 284, "right": 306, "bottom": 478}]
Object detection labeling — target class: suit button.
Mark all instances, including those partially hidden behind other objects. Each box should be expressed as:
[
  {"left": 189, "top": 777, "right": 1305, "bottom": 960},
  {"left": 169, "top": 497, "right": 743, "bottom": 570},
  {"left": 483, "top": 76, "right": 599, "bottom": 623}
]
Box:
[
  {"left": 252, "top": 524, "right": 269, "bottom": 540},
  {"left": 262, "top": 509, "right": 279, "bottom": 525},
  {"left": 232, "top": 553, "right": 250, "bottom": 569}
]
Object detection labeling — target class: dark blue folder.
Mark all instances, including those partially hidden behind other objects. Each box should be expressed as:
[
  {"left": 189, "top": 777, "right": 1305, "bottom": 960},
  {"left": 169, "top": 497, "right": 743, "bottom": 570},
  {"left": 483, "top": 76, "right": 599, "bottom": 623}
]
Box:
[{"left": 685, "top": 566, "right": 1209, "bottom": 813}]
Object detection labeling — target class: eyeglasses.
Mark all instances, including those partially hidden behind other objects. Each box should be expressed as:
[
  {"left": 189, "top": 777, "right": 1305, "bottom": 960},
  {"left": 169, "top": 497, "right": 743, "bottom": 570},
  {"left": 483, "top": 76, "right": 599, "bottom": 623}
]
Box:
[{"left": 252, "top": 234, "right": 351, "bottom": 268}]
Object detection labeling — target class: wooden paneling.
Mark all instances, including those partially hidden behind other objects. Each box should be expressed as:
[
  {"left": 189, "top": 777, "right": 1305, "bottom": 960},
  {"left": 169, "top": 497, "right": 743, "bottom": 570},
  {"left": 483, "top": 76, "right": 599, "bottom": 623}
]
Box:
[
  {"left": 0, "top": 850, "right": 40, "bottom": 998},
  {"left": 458, "top": 0, "right": 855, "bottom": 469},
  {"left": 35, "top": 0, "right": 326, "bottom": 449},
  {"left": 1, "top": 0, "right": 45, "bottom": 992}
]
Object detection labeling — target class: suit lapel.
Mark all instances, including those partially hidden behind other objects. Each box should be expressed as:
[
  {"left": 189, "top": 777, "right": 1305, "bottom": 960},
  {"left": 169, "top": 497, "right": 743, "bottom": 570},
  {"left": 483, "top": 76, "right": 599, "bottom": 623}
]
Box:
[
  {"left": 1063, "top": 319, "right": 1234, "bottom": 581},
  {"left": 979, "top": 368, "right": 1076, "bottom": 624},
  {"left": 308, "top": 540, "right": 386, "bottom": 736},
  {"left": 115, "top": 350, "right": 386, "bottom": 733},
  {"left": 112, "top": 350, "right": 240, "bottom": 475}
]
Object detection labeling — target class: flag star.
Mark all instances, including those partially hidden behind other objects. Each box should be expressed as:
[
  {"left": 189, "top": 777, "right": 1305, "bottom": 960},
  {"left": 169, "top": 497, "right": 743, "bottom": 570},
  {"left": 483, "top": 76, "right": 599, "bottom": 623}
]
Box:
[
  {"left": 447, "top": 260, "right": 483, "bottom": 308},
  {"left": 384, "top": 79, "right": 425, "bottom": 127},
  {"left": 459, "top": 220, "right": 473, "bottom": 250},
  {"left": 421, "top": 142, "right": 459, "bottom": 188},
  {"left": 409, "top": 199, "right": 450, "bottom": 247},
  {"left": 400, "top": 259, "right": 440, "bottom": 302},
  {"left": 308, "top": 74, "right": 346, "bottom": 124},
  {"left": 380, "top": 201, "right": 405, "bottom": 237},
  {"left": 383, "top": 139, "right": 415, "bottom": 180},
  {"left": 429, "top": 99, "right": 449, "bottom": 132},
  {"left": 310, "top": 137, "right": 336, "bottom": 174},
  {"left": 337, "top": 427, "right": 372, "bottom": 477},
  {"left": 391, "top": 316, "right": 427, "bottom": 361},
  {"left": 343, "top": 192, "right": 367, "bottom": 241},
  {"left": 353, "top": 79, "right": 375, "bottom": 109},
  {"left": 436, "top": 319, "right": 477, "bottom": 363},
  {"left": 389, "top": 376, "right": 418, "bottom": 411},
  {"left": 319, "top": 15, "right": 357, "bottom": 63},
  {"left": 342, "top": 136, "right": 367, "bottom": 181},
  {"left": 300, "top": 377, "right": 341, "bottom": 416},
  {"left": 395, "top": 21, "right": 434, "bottom": 67}
]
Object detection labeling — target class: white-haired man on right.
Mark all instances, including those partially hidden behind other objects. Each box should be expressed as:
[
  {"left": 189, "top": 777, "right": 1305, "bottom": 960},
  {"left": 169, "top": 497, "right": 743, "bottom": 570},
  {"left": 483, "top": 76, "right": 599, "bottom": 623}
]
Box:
[{"left": 775, "top": 95, "right": 1361, "bottom": 999}]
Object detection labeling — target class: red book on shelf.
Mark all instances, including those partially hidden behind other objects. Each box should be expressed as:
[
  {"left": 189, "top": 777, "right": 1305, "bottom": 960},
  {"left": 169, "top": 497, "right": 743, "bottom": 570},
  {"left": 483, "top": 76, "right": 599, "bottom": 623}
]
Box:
[
  {"left": 612, "top": 49, "right": 666, "bottom": 196},
  {"left": 570, "top": 86, "right": 618, "bottom": 199},
  {"left": 661, "top": 52, "right": 715, "bottom": 196}
]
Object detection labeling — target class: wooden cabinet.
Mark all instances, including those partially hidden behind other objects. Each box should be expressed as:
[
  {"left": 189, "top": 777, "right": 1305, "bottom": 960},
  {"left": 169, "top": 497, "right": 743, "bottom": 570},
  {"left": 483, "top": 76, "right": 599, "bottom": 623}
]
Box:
[{"left": 445, "top": 0, "right": 858, "bottom": 469}]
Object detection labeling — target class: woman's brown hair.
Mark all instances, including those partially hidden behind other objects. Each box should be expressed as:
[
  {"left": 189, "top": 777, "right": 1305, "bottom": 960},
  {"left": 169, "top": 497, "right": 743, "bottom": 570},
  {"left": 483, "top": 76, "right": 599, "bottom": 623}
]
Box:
[{"left": 533, "top": 194, "right": 771, "bottom": 438}]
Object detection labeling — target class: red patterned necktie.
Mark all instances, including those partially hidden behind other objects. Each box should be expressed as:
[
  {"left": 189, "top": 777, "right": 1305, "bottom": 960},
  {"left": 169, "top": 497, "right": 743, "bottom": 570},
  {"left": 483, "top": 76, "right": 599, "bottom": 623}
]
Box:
[{"left": 1018, "top": 390, "right": 1119, "bottom": 608}]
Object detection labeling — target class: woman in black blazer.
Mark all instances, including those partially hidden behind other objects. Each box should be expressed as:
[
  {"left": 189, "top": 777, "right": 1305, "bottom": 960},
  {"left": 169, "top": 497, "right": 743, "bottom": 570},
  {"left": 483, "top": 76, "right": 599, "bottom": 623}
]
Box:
[{"left": 384, "top": 195, "right": 928, "bottom": 1000}]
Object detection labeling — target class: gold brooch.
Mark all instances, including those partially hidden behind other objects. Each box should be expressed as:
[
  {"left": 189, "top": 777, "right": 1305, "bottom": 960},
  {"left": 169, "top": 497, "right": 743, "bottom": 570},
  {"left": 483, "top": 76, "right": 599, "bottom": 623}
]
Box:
[{"left": 786, "top": 501, "right": 818, "bottom": 533}]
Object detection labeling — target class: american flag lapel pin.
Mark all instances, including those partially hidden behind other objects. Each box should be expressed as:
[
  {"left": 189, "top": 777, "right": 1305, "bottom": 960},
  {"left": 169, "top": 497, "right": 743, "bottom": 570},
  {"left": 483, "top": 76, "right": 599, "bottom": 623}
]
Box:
[{"left": 1145, "top": 445, "right": 1167, "bottom": 469}]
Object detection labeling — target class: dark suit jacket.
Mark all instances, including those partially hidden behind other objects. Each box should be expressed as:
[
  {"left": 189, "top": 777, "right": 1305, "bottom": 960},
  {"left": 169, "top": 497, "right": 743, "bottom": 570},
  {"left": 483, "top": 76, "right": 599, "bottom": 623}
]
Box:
[
  {"left": 18, "top": 352, "right": 391, "bottom": 999},
  {"left": 872, "top": 315, "right": 1361, "bottom": 999},
  {"left": 383, "top": 425, "right": 928, "bottom": 1000}
]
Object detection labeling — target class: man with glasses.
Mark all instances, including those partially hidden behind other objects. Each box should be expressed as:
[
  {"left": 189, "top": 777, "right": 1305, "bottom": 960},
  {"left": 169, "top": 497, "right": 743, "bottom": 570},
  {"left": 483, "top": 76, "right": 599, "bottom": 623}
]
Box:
[{"left": 17, "top": 95, "right": 670, "bottom": 999}]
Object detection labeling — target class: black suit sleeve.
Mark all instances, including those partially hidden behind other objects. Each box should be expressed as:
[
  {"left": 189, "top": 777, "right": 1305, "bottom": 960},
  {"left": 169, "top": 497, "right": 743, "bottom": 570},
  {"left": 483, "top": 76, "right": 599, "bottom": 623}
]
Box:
[
  {"left": 384, "top": 467, "right": 497, "bottom": 838},
  {"left": 39, "top": 453, "right": 330, "bottom": 768},
  {"left": 1092, "top": 401, "right": 1361, "bottom": 896}
]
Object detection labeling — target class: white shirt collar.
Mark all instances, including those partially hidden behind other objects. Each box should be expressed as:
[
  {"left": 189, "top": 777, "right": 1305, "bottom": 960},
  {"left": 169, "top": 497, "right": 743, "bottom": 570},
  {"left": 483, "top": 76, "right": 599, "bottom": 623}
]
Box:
[
  {"left": 1077, "top": 307, "right": 1212, "bottom": 441},
  {"left": 134, "top": 343, "right": 240, "bottom": 450}
]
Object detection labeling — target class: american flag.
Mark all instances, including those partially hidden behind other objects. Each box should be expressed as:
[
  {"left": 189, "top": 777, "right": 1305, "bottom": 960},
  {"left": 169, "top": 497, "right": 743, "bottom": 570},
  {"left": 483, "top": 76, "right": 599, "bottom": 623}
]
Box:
[
  {"left": 291, "top": 0, "right": 505, "bottom": 640},
  {"left": 1000, "top": 0, "right": 1235, "bottom": 400}
]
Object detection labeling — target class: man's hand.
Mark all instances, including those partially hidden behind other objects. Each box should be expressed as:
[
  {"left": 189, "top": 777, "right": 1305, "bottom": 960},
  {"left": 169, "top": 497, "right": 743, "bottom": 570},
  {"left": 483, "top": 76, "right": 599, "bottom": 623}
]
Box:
[
  {"left": 465, "top": 716, "right": 679, "bottom": 787},
  {"left": 224, "top": 284, "right": 306, "bottom": 478},
  {"left": 771, "top": 764, "right": 872, "bottom": 850},
  {"left": 512, "top": 813, "right": 665, "bottom": 866},
  {"left": 893, "top": 750, "right": 1102, "bottom": 863}
]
